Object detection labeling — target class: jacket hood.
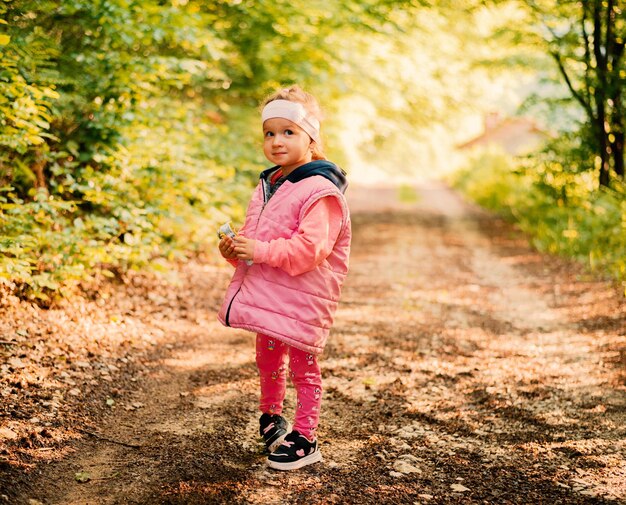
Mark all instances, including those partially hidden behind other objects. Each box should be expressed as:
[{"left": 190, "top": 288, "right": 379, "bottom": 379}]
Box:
[{"left": 260, "top": 160, "right": 348, "bottom": 194}]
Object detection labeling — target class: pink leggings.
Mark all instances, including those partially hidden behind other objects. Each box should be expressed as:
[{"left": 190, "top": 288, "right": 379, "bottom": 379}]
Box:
[{"left": 255, "top": 333, "right": 322, "bottom": 440}]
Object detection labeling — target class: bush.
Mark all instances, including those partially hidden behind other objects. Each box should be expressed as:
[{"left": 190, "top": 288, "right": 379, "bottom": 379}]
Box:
[
  {"left": 0, "top": 0, "right": 397, "bottom": 302},
  {"left": 0, "top": 0, "right": 261, "bottom": 302},
  {"left": 451, "top": 149, "right": 626, "bottom": 291}
]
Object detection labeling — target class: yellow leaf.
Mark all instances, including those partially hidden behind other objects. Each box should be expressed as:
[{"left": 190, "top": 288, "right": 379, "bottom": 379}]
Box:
[
  {"left": 27, "top": 135, "right": 45, "bottom": 145},
  {"left": 0, "top": 34, "right": 11, "bottom": 45},
  {"left": 562, "top": 229, "right": 578, "bottom": 239}
]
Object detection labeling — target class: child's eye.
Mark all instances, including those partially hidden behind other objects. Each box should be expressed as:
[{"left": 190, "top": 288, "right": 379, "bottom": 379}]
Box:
[
  {"left": 264, "top": 131, "right": 274, "bottom": 138},
  {"left": 284, "top": 129, "right": 294, "bottom": 135}
]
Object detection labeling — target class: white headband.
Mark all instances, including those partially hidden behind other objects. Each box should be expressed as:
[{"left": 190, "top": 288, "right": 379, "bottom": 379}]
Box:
[{"left": 261, "top": 99, "right": 320, "bottom": 143}]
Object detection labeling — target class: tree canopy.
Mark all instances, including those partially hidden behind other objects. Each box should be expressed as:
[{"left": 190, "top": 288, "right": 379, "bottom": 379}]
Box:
[{"left": 1, "top": 0, "right": 624, "bottom": 301}]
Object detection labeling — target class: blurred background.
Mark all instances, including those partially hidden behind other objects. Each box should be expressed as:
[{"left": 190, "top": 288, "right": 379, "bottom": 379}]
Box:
[{"left": 0, "top": 0, "right": 624, "bottom": 301}]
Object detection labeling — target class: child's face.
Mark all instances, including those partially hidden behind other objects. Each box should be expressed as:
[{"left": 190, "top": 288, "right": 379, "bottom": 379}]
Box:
[{"left": 263, "top": 117, "right": 313, "bottom": 175}]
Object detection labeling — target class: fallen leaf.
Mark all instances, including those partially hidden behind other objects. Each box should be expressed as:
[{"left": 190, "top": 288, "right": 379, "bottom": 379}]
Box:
[
  {"left": 392, "top": 459, "right": 421, "bottom": 474},
  {"left": 451, "top": 484, "right": 470, "bottom": 492},
  {"left": 75, "top": 471, "right": 91, "bottom": 483},
  {"left": 0, "top": 427, "right": 18, "bottom": 440},
  {"left": 8, "top": 357, "right": 25, "bottom": 369},
  {"left": 579, "top": 490, "right": 596, "bottom": 497}
]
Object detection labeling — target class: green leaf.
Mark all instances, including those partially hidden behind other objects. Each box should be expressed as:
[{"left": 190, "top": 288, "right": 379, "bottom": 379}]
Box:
[{"left": 75, "top": 472, "right": 91, "bottom": 483}]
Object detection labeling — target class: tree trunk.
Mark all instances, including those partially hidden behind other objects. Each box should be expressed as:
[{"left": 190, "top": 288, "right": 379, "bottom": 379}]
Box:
[
  {"left": 598, "top": 134, "right": 610, "bottom": 187},
  {"left": 593, "top": 93, "right": 610, "bottom": 186},
  {"left": 592, "top": 0, "right": 611, "bottom": 187},
  {"left": 613, "top": 131, "right": 625, "bottom": 178}
]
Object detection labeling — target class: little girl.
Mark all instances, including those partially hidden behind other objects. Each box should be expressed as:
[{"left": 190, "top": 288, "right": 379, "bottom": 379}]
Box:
[{"left": 217, "top": 85, "right": 351, "bottom": 471}]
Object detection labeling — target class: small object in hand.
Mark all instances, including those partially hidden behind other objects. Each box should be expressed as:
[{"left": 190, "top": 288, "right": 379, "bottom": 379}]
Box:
[
  {"left": 218, "top": 222, "right": 236, "bottom": 240},
  {"left": 218, "top": 222, "right": 253, "bottom": 265}
]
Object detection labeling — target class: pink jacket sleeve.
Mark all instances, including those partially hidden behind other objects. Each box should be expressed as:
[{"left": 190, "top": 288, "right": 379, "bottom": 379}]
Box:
[{"left": 253, "top": 195, "right": 344, "bottom": 276}]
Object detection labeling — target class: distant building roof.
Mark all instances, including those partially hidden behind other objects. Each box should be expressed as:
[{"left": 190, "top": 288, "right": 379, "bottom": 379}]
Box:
[{"left": 457, "top": 112, "right": 547, "bottom": 155}]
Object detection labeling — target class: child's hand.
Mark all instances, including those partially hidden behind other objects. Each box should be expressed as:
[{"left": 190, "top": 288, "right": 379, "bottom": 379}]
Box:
[
  {"left": 219, "top": 236, "right": 238, "bottom": 260},
  {"left": 233, "top": 236, "right": 255, "bottom": 262}
]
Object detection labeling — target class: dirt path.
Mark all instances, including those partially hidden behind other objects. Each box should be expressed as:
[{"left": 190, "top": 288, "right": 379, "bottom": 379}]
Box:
[{"left": 5, "top": 182, "right": 626, "bottom": 504}]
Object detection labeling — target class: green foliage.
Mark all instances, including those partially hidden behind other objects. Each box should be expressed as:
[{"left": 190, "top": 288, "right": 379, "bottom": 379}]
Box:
[
  {"left": 452, "top": 151, "right": 626, "bottom": 288},
  {"left": 447, "top": 2, "right": 625, "bottom": 290},
  {"left": 511, "top": 0, "right": 626, "bottom": 185},
  {"left": 0, "top": 0, "right": 427, "bottom": 302},
  {"left": 4, "top": 0, "right": 620, "bottom": 302},
  {"left": 397, "top": 184, "right": 420, "bottom": 204},
  {"left": 451, "top": 150, "right": 526, "bottom": 217},
  {"left": 0, "top": 0, "right": 260, "bottom": 301}
]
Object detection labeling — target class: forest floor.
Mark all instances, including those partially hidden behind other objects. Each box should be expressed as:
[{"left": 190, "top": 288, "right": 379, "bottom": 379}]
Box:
[{"left": 1, "top": 181, "right": 626, "bottom": 505}]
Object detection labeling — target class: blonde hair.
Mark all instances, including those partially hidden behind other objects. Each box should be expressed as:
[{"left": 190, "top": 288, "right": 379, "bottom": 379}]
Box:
[{"left": 263, "top": 85, "right": 326, "bottom": 160}]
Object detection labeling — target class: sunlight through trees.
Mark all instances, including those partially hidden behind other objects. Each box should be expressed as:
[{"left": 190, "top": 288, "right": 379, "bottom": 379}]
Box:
[{"left": 0, "top": 0, "right": 624, "bottom": 299}]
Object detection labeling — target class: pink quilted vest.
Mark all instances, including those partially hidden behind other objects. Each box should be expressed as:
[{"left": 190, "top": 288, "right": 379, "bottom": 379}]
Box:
[{"left": 217, "top": 174, "right": 351, "bottom": 355}]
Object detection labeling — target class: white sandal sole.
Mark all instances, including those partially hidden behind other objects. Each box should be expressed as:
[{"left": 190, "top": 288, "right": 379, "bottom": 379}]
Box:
[{"left": 267, "top": 450, "right": 323, "bottom": 471}]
